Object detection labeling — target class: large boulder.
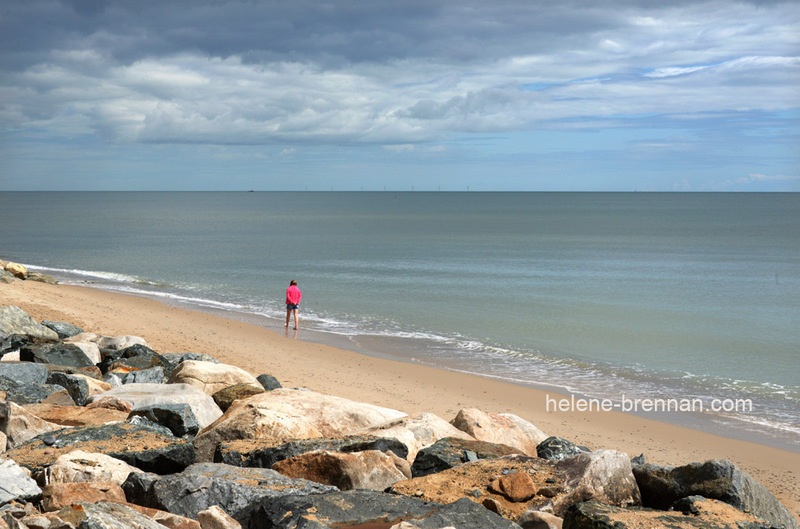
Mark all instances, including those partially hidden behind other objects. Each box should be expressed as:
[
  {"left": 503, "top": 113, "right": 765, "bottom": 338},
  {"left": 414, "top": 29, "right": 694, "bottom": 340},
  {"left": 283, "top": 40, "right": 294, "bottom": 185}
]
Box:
[
  {"left": 46, "top": 372, "right": 113, "bottom": 406},
  {"left": 23, "top": 403, "right": 128, "bottom": 427},
  {"left": 122, "top": 463, "right": 337, "bottom": 526},
  {"left": 212, "top": 383, "right": 265, "bottom": 412},
  {"left": 252, "top": 490, "right": 447, "bottom": 529},
  {"left": 0, "top": 457, "right": 42, "bottom": 505},
  {"left": 391, "top": 451, "right": 640, "bottom": 520},
  {"left": 537, "top": 437, "right": 590, "bottom": 461},
  {"left": 53, "top": 502, "right": 165, "bottom": 529},
  {"left": 352, "top": 413, "right": 474, "bottom": 462},
  {"left": 168, "top": 361, "right": 262, "bottom": 396},
  {"left": 87, "top": 383, "right": 223, "bottom": 430},
  {"left": 0, "top": 306, "right": 58, "bottom": 341},
  {"left": 451, "top": 409, "right": 547, "bottom": 457},
  {"left": 3, "top": 263, "right": 27, "bottom": 280},
  {"left": 100, "top": 344, "right": 173, "bottom": 375},
  {"left": 66, "top": 332, "right": 149, "bottom": 352},
  {"left": 216, "top": 435, "right": 409, "bottom": 468},
  {"left": 41, "top": 482, "right": 126, "bottom": 512},
  {"left": 3, "top": 421, "right": 195, "bottom": 475},
  {"left": 0, "top": 401, "right": 62, "bottom": 449},
  {"left": 562, "top": 498, "right": 774, "bottom": 529},
  {"left": 40, "top": 321, "right": 84, "bottom": 340},
  {"left": 42, "top": 449, "right": 144, "bottom": 485},
  {"left": 390, "top": 498, "right": 523, "bottom": 529},
  {"left": 411, "top": 437, "right": 524, "bottom": 478},
  {"left": 0, "top": 363, "right": 48, "bottom": 385},
  {"left": 193, "top": 388, "right": 407, "bottom": 462},
  {"left": 128, "top": 403, "right": 200, "bottom": 438},
  {"left": 272, "top": 449, "right": 411, "bottom": 491},
  {"left": 21, "top": 343, "right": 96, "bottom": 369},
  {"left": 632, "top": 459, "right": 799, "bottom": 529}
]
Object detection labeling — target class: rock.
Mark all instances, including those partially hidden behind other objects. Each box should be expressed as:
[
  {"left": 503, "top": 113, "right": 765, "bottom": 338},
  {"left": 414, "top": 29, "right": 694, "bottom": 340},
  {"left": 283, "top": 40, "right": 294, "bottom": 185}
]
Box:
[
  {"left": 39, "top": 322, "right": 83, "bottom": 340},
  {"left": 161, "top": 353, "right": 220, "bottom": 371},
  {"left": 211, "top": 383, "right": 265, "bottom": 412},
  {"left": 128, "top": 403, "right": 200, "bottom": 437},
  {"left": 22, "top": 403, "right": 128, "bottom": 427},
  {"left": 631, "top": 458, "right": 799, "bottom": 529},
  {"left": 256, "top": 374, "right": 282, "bottom": 391},
  {"left": 272, "top": 449, "right": 411, "bottom": 491},
  {"left": 122, "top": 463, "right": 337, "bottom": 527},
  {"left": 114, "top": 366, "right": 167, "bottom": 385},
  {"left": 0, "top": 270, "right": 18, "bottom": 284},
  {"left": 0, "top": 401, "right": 62, "bottom": 449},
  {"left": 0, "top": 432, "right": 6, "bottom": 453},
  {"left": 168, "top": 361, "right": 262, "bottom": 396},
  {"left": 391, "top": 451, "right": 640, "bottom": 520},
  {"left": 0, "top": 379, "right": 66, "bottom": 406},
  {"left": 100, "top": 344, "right": 173, "bottom": 375},
  {"left": 88, "top": 383, "right": 223, "bottom": 430},
  {"left": 21, "top": 344, "right": 95, "bottom": 370},
  {"left": 98, "top": 335, "right": 149, "bottom": 352},
  {"left": 215, "top": 435, "right": 409, "bottom": 468},
  {"left": 41, "top": 482, "right": 126, "bottom": 512},
  {"left": 124, "top": 504, "right": 202, "bottom": 529},
  {"left": 86, "top": 396, "right": 133, "bottom": 413},
  {"left": 411, "top": 437, "right": 524, "bottom": 478},
  {"left": 45, "top": 372, "right": 113, "bottom": 406},
  {"left": 450, "top": 409, "right": 547, "bottom": 457},
  {"left": 0, "top": 363, "right": 48, "bottom": 385},
  {"left": 55, "top": 501, "right": 165, "bottom": 529},
  {"left": 65, "top": 342, "right": 101, "bottom": 365},
  {"left": 197, "top": 506, "right": 241, "bottom": 529},
  {"left": 42, "top": 449, "right": 143, "bottom": 485},
  {"left": 0, "top": 307, "right": 59, "bottom": 341},
  {"left": 489, "top": 472, "right": 538, "bottom": 503},
  {"left": 389, "top": 497, "right": 522, "bottom": 529},
  {"left": 0, "top": 458, "right": 42, "bottom": 505},
  {"left": 3, "top": 421, "right": 195, "bottom": 475},
  {"left": 562, "top": 499, "right": 774, "bottom": 529},
  {"left": 25, "top": 272, "right": 57, "bottom": 285},
  {"left": 353, "top": 413, "right": 474, "bottom": 463},
  {"left": 536, "top": 437, "right": 590, "bottom": 461},
  {"left": 548, "top": 450, "right": 640, "bottom": 515},
  {"left": 253, "top": 490, "right": 446, "bottom": 529},
  {"left": 3, "top": 263, "right": 28, "bottom": 280},
  {"left": 517, "top": 510, "right": 562, "bottom": 529},
  {"left": 193, "top": 388, "right": 407, "bottom": 462}
]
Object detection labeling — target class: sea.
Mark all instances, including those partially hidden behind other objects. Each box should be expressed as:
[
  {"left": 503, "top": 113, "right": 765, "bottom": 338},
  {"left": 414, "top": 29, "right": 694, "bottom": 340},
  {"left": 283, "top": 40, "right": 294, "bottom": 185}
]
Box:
[{"left": 1, "top": 191, "right": 798, "bottom": 451}]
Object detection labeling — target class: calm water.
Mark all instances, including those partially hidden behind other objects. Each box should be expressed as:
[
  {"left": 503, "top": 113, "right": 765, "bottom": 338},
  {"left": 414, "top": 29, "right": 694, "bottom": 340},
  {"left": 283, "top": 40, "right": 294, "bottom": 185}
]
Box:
[{"left": 1, "top": 192, "right": 798, "bottom": 449}]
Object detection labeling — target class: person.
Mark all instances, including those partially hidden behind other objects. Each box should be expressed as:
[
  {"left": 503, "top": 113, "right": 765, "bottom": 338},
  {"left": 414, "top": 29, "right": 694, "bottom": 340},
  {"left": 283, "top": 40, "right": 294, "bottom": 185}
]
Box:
[{"left": 285, "top": 280, "right": 301, "bottom": 330}]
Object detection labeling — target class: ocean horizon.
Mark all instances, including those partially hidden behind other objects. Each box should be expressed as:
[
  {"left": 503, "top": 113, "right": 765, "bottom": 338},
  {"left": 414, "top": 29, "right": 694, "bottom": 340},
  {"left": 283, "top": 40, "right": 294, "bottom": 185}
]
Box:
[{"left": 2, "top": 191, "right": 798, "bottom": 452}]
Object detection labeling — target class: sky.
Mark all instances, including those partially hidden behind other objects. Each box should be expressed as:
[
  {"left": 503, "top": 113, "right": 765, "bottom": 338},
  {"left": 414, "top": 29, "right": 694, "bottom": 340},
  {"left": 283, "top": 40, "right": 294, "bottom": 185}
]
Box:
[{"left": 1, "top": 0, "right": 798, "bottom": 191}]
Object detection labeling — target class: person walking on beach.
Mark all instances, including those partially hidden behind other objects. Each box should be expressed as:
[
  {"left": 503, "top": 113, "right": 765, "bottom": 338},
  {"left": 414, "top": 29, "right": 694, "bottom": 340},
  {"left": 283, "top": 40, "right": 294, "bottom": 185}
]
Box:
[{"left": 285, "top": 280, "right": 301, "bottom": 330}]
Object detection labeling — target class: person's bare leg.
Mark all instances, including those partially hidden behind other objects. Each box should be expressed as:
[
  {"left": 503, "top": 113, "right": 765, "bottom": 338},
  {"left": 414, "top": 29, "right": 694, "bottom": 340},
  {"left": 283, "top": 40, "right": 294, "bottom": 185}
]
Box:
[
  {"left": 292, "top": 308, "right": 299, "bottom": 330},
  {"left": 285, "top": 309, "right": 291, "bottom": 328}
]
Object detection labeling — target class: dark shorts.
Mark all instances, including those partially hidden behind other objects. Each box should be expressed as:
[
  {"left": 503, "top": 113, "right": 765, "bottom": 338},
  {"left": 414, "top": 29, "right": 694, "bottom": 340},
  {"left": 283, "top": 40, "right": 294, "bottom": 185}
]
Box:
[{"left": 286, "top": 304, "right": 300, "bottom": 310}]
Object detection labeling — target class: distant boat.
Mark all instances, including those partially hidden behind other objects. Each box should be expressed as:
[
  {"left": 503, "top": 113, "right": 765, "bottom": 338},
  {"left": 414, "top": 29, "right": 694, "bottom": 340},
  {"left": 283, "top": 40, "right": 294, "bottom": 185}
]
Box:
[{"left": 248, "top": 190, "right": 254, "bottom": 193}]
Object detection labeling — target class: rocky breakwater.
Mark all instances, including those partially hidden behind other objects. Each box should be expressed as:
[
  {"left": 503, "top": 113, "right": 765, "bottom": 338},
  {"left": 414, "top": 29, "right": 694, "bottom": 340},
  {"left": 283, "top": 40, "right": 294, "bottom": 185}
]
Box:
[
  {"left": 0, "top": 261, "right": 57, "bottom": 285},
  {"left": 0, "top": 303, "right": 798, "bottom": 529}
]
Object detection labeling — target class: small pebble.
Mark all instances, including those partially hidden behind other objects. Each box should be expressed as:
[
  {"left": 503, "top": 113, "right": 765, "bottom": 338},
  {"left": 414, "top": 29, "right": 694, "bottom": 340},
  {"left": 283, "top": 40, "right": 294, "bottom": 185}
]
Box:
[{"left": 42, "top": 435, "right": 56, "bottom": 446}]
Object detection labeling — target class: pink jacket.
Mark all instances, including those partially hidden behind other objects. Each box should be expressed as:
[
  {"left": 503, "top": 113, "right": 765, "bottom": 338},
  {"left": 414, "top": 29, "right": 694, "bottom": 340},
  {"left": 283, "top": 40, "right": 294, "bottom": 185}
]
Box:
[{"left": 286, "top": 285, "right": 302, "bottom": 305}]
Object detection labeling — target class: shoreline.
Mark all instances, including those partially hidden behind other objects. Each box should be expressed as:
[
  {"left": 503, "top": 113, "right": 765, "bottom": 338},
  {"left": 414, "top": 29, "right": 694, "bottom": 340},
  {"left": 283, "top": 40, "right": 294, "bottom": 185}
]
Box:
[{"left": 2, "top": 279, "right": 799, "bottom": 521}]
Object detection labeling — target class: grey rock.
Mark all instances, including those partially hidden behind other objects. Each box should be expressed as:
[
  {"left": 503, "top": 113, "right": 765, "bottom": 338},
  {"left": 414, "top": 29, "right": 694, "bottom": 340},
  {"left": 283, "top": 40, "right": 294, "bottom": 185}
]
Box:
[
  {"left": 64, "top": 501, "right": 165, "bottom": 529},
  {"left": 40, "top": 321, "right": 84, "bottom": 340},
  {"left": 162, "top": 352, "right": 220, "bottom": 365},
  {"left": 396, "top": 498, "right": 522, "bottom": 529},
  {"left": 0, "top": 271, "right": 19, "bottom": 284},
  {"left": 0, "top": 362, "right": 49, "bottom": 385},
  {"left": 22, "top": 343, "right": 95, "bottom": 369},
  {"left": 215, "top": 435, "right": 409, "bottom": 467},
  {"left": 632, "top": 459, "right": 799, "bottom": 529},
  {"left": 0, "top": 306, "right": 59, "bottom": 341},
  {"left": 536, "top": 437, "right": 591, "bottom": 461},
  {"left": 46, "top": 372, "right": 93, "bottom": 406},
  {"left": 128, "top": 403, "right": 200, "bottom": 438},
  {"left": 25, "top": 272, "right": 57, "bottom": 285},
  {"left": 252, "top": 490, "right": 445, "bottom": 529},
  {"left": 118, "top": 366, "right": 167, "bottom": 385},
  {"left": 122, "top": 463, "right": 337, "bottom": 526},
  {"left": 256, "top": 374, "right": 282, "bottom": 391},
  {"left": 411, "top": 437, "right": 524, "bottom": 478},
  {"left": 0, "top": 458, "right": 42, "bottom": 506},
  {"left": 99, "top": 344, "right": 172, "bottom": 375},
  {"left": 0, "top": 377, "right": 67, "bottom": 405},
  {"left": 562, "top": 500, "right": 774, "bottom": 529}
]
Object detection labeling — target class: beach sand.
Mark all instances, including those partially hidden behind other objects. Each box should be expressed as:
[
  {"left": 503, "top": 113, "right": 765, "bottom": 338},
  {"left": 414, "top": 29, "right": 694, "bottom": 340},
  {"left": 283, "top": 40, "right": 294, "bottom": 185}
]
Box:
[{"left": 2, "top": 279, "right": 799, "bottom": 520}]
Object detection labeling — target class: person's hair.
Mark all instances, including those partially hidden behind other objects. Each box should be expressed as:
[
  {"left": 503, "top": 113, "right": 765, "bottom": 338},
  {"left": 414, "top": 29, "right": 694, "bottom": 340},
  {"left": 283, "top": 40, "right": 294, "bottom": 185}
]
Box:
[{"left": 290, "top": 280, "right": 297, "bottom": 286}]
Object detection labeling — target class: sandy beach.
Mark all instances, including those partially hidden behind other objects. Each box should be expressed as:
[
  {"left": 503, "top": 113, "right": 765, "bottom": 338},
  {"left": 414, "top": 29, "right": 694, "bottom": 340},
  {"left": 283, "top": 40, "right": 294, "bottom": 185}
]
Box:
[{"left": 2, "top": 279, "right": 798, "bottom": 521}]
